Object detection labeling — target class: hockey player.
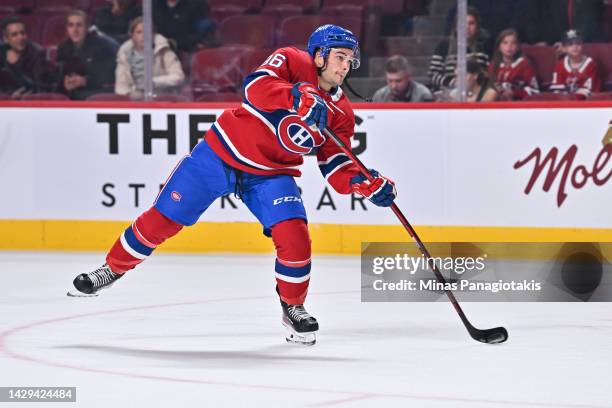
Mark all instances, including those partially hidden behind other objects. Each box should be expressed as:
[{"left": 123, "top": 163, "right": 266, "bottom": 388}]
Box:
[
  {"left": 488, "top": 29, "right": 539, "bottom": 101},
  {"left": 68, "top": 24, "right": 397, "bottom": 346},
  {"left": 550, "top": 30, "right": 600, "bottom": 98}
]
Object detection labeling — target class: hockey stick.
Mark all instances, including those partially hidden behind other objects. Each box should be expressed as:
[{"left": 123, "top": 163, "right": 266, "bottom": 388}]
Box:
[{"left": 323, "top": 127, "right": 509, "bottom": 344}]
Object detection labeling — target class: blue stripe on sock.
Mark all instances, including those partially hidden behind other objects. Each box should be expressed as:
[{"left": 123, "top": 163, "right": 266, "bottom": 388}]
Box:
[
  {"left": 124, "top": 227, "right": 154, "bottom": 257},
  {"left": 275, "top": 260, "right": 311, "bottom": 278}
]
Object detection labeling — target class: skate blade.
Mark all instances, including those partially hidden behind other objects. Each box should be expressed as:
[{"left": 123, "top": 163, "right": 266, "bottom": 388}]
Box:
[
  {"left": 66, "top": 289, "right": 99, "bottom": 297},
  {"left": 282, "top": 322, "right": 316, "bottom": 346}
]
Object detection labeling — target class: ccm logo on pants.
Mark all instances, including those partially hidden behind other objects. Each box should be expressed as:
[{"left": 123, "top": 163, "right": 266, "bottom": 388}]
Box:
[{"left": 273, "top": 196, "right": 302, "bottom": 205}]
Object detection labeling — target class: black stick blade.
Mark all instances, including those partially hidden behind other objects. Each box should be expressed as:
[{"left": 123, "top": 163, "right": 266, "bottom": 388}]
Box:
[{"left": 470, "top": 326, "right": 509, "bottom": 344}]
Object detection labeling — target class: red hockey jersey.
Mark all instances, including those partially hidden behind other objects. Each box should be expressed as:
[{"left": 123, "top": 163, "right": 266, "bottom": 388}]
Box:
[
  {"left": 550, "top": 55, "right": 601, "bottom": 97},
  {"left": 204, "top": 47, "right": 360, "bottom": 194},
  {"left": 488, "top": 56, "right": 539, "bottom": 100}
]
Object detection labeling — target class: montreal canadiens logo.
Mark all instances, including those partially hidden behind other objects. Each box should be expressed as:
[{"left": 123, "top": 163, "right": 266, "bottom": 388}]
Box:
[{"left": 276, "top": 115, "right": 325, "bottom": 155}]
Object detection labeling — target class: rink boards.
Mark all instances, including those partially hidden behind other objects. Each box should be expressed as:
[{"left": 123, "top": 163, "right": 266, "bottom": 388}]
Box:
[{"left": 0, "top": 101, "right": 610, "bottom": 253}]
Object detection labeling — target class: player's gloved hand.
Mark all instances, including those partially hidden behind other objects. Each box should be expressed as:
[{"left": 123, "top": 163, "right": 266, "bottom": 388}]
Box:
[
  {"left": 350, "top": 169, "right": 397, "bottom": 207},
  {"left": 291, "top": 82, "right": 328, "bottom": 131}
]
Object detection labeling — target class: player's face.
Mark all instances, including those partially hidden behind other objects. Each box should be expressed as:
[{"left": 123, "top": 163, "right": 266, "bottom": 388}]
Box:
[
  {"left": 3, "top": 23, "right": 27, "bottom": 52},
  {"left": 386, "top": 71, "right": 411, "bottom": 97},
  {"left": 66, "top": 15, "right": 87, "bottom": 45},
  {"left": 466, "top": 15, "right": 478, "bottom": 39},
  {"left": 131, "top": 22, "right": 144, "bottom": 50},
  {"left": 316, "top": 48, "right": 354, "bottom": 90},
  {"left": 499, "top": 34, "right": 518, "bottom": 60},
  {"left": 566, "top": 42, "right": 583, "bottom": 59}
]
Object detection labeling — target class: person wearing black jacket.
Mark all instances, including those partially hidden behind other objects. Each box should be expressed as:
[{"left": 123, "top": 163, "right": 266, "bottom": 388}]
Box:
[
  {"left": 56, "top": 10, "right": 117, "bottom": 100},
  {"left": 93, "top": 0, "right": 142, "bottom": 44},
  {"left": 0, "top": 16, "right": 54, "bottom": 97},
  {"left": 153, "top": 0, "right": 215, "bottom": 52}
]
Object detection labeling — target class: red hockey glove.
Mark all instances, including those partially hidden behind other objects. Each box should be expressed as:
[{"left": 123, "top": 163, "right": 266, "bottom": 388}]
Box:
[
  {"left": 291, "top": 82, "right": 328, "bottom": 131},
  {"left": 350, "top": 169, "right": 397, "bottom": 207}
]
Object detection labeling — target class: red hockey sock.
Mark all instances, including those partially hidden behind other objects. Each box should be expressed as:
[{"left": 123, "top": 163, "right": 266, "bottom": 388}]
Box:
[
  {"left": 106, "top": 207, "right": 183, "bottom": 273},
  {"left": 271, "top": 218, "right": 311, "bottom": 305}
]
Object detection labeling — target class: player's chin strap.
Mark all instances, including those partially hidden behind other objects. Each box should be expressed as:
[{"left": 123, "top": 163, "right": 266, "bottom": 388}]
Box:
[{"left": 342, "top": 68, "right": 372, "bottom": 102}]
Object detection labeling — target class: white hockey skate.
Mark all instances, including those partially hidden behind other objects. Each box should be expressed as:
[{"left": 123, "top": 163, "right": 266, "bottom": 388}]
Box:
[
  {"left": 281, "top": 301, "right": 319, "bottom": 346},
  {"left": 67, "top": 264, "right": 122, "bottom": 297}
]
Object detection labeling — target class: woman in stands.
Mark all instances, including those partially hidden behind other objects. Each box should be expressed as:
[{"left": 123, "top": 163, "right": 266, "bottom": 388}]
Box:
[
  {"left": 488, "top": 29, "right": 539, "bottom": 101},
  {"left": 114, "top": 17, "right": 185, "bottom": 99},
  {"left": 449, "top": 57, "right": 497, "bottom": 102},
  {"left": 428, "top": 6, "right": 491, "bottom": 94}
]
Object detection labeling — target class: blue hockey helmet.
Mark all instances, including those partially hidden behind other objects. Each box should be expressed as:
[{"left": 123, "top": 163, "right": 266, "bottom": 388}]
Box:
[{"left": 307, "top": 24, "right": 360, "bottom": 69}]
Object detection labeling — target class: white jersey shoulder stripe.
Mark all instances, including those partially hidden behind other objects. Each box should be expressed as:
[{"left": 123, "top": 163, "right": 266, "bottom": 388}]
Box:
[
  {"left": 214, "top": 122, "right": 301, "bottom": 171},
  {"left": 241, "top": 102, "right": 276, "bottom": 133}
]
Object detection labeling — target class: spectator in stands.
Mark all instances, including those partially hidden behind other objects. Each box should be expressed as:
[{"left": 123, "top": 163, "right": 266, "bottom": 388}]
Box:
[
  {"left": 372, "top": 55, "right": 433, "bottom": 102},
  {"left": 428, "top": 6, "right": 490, "bottom": 93},
  {"left": 93, "top": 0, "right": 142, "bottom": 44},
  {"left": 488, "top": 28, "right": 539, "bottom": 100},
  {"left": 153, "top": 0, "right": 215, "bottom": 52},
  {"left": 115, "top": 17, "right": 185, "bottom": 99},
  {"left": 444, "top": 1, "right": 519, "bottom": 47},
  {"left": 447, "top": 57, "right": 497, "bottom": 102},
  {"left": 550, "top": 30, "right": 601, "bottom": 99},
  {"left": 0, "top": 16, "right": 54, "bottom": 98},
  {"left": 56, "top": 10, "right": 118, "bottom": 100}
]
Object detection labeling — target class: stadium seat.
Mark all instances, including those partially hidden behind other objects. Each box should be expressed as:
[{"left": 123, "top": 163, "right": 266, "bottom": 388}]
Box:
[
  {"left": 0, "top": 0, "right": 35, "bottom": 12},
  {"left": 404, "top": 0, "right": 428, "bottom": 16},
  {"left": 210, "top": 5, "right": 247, "bottom": 23},
  {"left": 86, "top": 93, "right": 131, "bottom": 101},
  {"left": 263, "top": 0, "right": 319, "bottom": 13},
  {"left": 589, "top": 92, "right": 612, "bottom": 101},
  {"left": 582, "top": 43, "right": 612, "bottom": 91},
  {"left": 35, "top": 0, "right": 90, "bottom": 13},
  {"left": 523, "top": 92, "right": 580, "bottom": 101},
  {"left": 277, "top": 15, "right": 362, "bottom": 48},
  {"left": 382, "top": 35, "right": 445, "bottom": 57},
  {"left": 197, "top": 92, "right": 243, "bottom": 102},
  {"left": 522, "top": 45, "right": 557, "bottom": 90},
  {"left": 88, "top": 0, "right": 108, "bottom": 10},
  {"left": 21, "top": 92, "right": 70, "bottom": 100},
  {"left": 241, "top": 48, "right": 276, "bottom": 75},
  {"left": 208, "top": 0, "right": 262, "bottom": 13},
  {"left": 412, "top": 16, "right": 446, "bottom": 37},
  {"left": 40, "top": 14, "right": 68, "bottom": 47},
  {"left": 261, "top": 5, "right": 303, "bottom": 27},
  {"left": 190, "top": 45, "right": 253, "bottom": 97},
  {"left": 324, "top": 0, "right": 402, "bottom": 14},
  {"left": 319, "top": 5, "right": 364, "bottom": 20},
  {"left": 219, "top": 15, "right": 276, "bottom": 48}
]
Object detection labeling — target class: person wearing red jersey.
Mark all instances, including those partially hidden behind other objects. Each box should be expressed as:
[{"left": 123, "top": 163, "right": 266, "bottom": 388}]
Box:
[
  {"left": 550, "top": 30, "right": 601, "bottom": 98},
  {"left": 488, "top": 28, "right": 539, "bottom": 101},
  {"left": 67, "top": 24, "right": 397, "bottom": 346}
]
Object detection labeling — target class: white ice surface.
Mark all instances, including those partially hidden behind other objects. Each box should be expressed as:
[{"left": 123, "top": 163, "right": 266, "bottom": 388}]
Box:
[{"left": 1, "top": 252, "right": 611, "bottom": 408}]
